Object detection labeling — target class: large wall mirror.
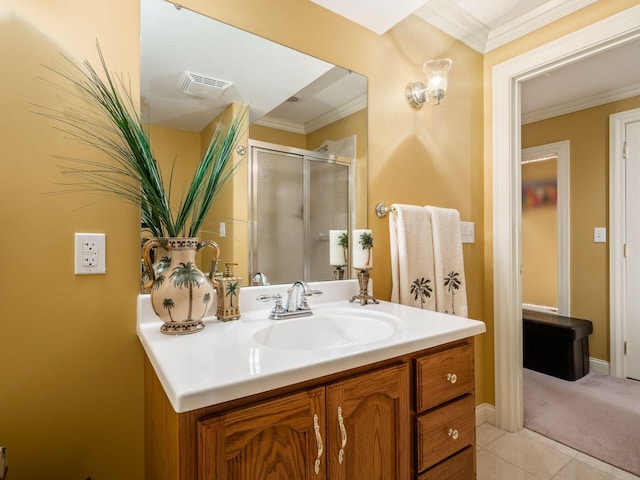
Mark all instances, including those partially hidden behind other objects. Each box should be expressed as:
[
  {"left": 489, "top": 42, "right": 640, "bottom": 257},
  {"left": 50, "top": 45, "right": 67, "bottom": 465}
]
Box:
[{"left": 140, "top": 0, "right": 368, "bottom": 287}]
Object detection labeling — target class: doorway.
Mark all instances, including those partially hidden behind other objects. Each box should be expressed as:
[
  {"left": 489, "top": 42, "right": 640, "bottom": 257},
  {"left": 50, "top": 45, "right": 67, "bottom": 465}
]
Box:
[
  {"left": 492, "top": 7, "right": 640, "bottom": 431},
  {"left": 610, "top": 109, "right": 640, "bottom": 381},
  {"left": 521, "top": 141, "right": 570, "bottom": 317}
]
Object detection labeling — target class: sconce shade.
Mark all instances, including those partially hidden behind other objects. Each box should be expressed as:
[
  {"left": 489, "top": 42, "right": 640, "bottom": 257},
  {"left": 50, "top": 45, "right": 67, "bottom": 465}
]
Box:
[
  {"left": 424, "top": 58, "right": 452, "bottom": 104},
  {"left": 406, "top": 58, "right": 452, "bottom": 108}
]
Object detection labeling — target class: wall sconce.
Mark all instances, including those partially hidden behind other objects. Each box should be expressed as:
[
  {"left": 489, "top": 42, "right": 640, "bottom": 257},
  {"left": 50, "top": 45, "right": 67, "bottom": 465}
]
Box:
[{"left": 406, "top": 58, "right": 452, "bottom": 108}]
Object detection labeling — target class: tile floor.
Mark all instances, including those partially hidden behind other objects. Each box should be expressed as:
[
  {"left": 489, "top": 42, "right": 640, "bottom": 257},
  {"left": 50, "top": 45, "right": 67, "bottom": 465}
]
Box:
[{"left": 476, "top": 423, "right": 640, "bottom": 480}]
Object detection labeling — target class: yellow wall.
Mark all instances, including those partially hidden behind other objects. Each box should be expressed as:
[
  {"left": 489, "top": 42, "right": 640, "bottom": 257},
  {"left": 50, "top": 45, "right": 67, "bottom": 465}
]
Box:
[
  {"left": 6, "top": 0, "right": 636, "bottom": 475},
  {"left": 522, "top": 95, "right": 640, "bottom": 361},
  {"left": 1, "top": 1, "right": 143, "bottom": 479},
  {"left": 521, "top": 159, "right": 558, "bottom": 308},
  {"left": 482, "top": 0, "right": 640, "bottom": 404},
  {"left": 250, "top": 123, "right": 307, "bottom": 148}
]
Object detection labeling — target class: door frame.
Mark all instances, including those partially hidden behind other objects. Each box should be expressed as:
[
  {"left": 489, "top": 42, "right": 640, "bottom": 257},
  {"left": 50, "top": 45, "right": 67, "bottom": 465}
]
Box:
[
  {"left": 521, "top": 141, "right": 571, "bottom": 316},
  {"left": 492, "top": 6, "right": 640, "bottom": 431},
  {"left": 610, "top": 108, "right": 640, "bottom": 378}
]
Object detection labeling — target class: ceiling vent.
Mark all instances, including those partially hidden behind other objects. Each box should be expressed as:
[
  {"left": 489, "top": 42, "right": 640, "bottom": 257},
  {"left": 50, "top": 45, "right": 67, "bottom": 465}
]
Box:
[{"left": 178, "top": 71, "right": 232, "bottom": 97}]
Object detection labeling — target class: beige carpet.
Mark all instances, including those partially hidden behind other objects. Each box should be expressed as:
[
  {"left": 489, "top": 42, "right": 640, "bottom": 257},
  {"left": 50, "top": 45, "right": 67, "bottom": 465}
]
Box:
[{"left": 524, "top": 368, "right": 640, "bottom": 476}]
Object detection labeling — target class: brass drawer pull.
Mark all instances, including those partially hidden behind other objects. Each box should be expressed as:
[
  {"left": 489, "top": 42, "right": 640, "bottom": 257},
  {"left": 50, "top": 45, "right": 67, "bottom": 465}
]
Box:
[
  {"left": 337, "top": 406, "right": 348, "bottom": 464},
  {"left": 446, "top": 373, "right": 458, "bottom": 384},
  {"left": 448, "top": 428, "right": 459, "bottom": 440},
  {"left": 313, "top": 414, "right": 323, "bottom": 474}
]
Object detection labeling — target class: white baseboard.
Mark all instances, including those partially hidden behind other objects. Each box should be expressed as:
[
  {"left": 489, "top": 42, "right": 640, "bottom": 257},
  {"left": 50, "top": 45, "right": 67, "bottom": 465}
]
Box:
[
  {"left": 589, "top": 357, "right": 610, "bottom": 375},
  {"left": 475, "top": 403, "right": 496, "bottom": 426}
]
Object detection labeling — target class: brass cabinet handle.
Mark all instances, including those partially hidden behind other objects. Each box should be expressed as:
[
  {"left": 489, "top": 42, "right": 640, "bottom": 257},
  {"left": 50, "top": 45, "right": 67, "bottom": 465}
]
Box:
[
  {"left": 448, "top": 428, "right": 459, "bottom": 440},
  {"left": 313, "top": 414, "right": 323, "bottom": 474},
  {"left": 337, "top": 406, "right": 347, "bottom": 464},
  {"left": 446, "top": 373, "right": 458, "bottom": 384}
]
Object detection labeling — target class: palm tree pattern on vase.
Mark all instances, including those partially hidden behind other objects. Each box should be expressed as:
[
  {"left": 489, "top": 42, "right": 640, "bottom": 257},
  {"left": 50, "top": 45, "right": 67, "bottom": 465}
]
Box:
[
  {"left": 444, "top": 271, "right": 462, "bottom": 314},
  {"left": 359, "top": 232, "right": 373, "bottom": 269},
  {"left": 338, "top": 232, "right": 349, "bottom": 265},
  {"left": 410, "top": 277, "right": 433, "bottom": 309},
  {"left": 225, "top": 281, "right": 239, "bottom": 307},
  {"left": 162, "top": 297, "right": 175, "bottom": 322},
  {"left": 169, "top": 261, "right": 205, "bottom": 321}
]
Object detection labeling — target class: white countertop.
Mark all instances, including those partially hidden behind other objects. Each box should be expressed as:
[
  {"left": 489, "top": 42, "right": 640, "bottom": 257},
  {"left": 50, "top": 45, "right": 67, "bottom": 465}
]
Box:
[{"left": 137, "top": 279, "right": 486, "bottom": 413}]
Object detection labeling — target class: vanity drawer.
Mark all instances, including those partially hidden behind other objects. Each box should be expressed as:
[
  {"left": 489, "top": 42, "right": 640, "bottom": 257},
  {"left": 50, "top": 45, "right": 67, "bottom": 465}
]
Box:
[
  {"left": 416, "top": 341, "right": 473, "bottom": 412},
  {"left": 417, "top": 445, "right": 474, "bottom": 480},
  {"left": 417, "top": 395, "right": 475, "bottom": 472}
]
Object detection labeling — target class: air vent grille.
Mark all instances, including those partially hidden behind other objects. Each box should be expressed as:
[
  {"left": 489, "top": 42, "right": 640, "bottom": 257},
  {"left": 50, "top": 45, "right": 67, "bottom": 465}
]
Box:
[{"left": 178, "top": 71, "right": 232, "bottom": 97}]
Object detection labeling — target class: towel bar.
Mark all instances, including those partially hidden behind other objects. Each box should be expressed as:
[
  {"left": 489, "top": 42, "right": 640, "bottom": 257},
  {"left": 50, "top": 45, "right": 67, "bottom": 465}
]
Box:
[{"left": 375, "top": 202, "right": 396, "bottom": 218}]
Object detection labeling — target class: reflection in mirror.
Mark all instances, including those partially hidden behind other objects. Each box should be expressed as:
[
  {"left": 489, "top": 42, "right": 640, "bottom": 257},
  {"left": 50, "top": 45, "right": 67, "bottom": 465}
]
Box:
[
  {"left": 250, "top": 141, "right": 353, "bottom": 285},
  {"left": 140, "top": 0, "right": 368, "bottom": 286}
]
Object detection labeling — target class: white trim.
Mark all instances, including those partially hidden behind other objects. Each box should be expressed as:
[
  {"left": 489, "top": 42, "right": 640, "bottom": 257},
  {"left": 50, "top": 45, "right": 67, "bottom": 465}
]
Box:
[
  {"left": 492, "top": 5, "right": 640, "bottom": 432},
  {"left": 475, "top": 403, "right": 496, "bottom": 426},
  {"left": 589, "top": 357, "right": 610, "bottom": 376},
  {"left": 522, "top": 141, "right": 571, "bottom": 316},
  {"left": 416, "top": 0, "right": 597, "bottom": 54},
  {"left": 486, "top": 0, "right": 598, "bottom": 53},
  {"left": 522, "top": 82, "right": 640, "bottom": 125},
  {"left": 609, "top": 108, "right": 640, "bottom": 378},
  {"left": 414, "top": 0, "right": 489, "bottom": 53}
]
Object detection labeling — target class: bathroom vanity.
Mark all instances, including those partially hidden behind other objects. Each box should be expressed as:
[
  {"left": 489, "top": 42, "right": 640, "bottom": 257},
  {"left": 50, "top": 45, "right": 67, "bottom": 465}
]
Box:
[{"left": 138, "top": 280, "right": 485, "bottom": 479}]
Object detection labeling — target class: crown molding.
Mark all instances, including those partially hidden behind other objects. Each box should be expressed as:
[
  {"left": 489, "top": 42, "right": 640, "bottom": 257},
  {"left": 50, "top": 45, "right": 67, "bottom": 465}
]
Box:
[
  {"left": 304, "top": 94, "right": 367, "bottom": 133},
  {"left": 414, "top": 0, "right": 488, "bottom": 53},
  {"left": 417, "top": 0, "right": 597, "bottom": 53},
  {"left": 486, "top": 0, "right": 598, "bottom": 52},
  {"left": 255, "top": 94, "right": 368, "bottom": 135},
  {"left": 522, "top": 82, "right": 640, "bottom": 124}
]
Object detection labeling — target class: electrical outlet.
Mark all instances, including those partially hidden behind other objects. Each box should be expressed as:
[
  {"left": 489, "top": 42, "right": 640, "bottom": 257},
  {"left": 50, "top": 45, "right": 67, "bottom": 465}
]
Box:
[
  {"left": 460, "top": 222, "right": 475, "bottom": 244},
  {"left": 75, "top": 233, "right": 106, "bottom": 274}
]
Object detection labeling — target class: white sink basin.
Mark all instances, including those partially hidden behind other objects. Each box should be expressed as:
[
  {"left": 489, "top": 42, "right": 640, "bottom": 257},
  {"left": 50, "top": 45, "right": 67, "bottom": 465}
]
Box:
[{"left": 250, "top": 308, "right": 398, "bottom": 350}]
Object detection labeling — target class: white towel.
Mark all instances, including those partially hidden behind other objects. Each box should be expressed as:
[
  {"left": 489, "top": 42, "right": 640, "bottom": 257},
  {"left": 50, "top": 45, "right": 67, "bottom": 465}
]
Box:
[
  {"left": 426, "top": 206, "right": 468, "bottom": 317},
  {"left": 389, "top": 204, "right": 436, "bottom": 310}
]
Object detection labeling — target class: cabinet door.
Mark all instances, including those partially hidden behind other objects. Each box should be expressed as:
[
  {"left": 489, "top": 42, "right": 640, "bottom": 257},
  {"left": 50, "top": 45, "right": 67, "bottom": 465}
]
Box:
[
  {"left": 325, "top": 364, "right": 410, "bottom": 480},
  {"left": 198, "top": 387, "right": 326, "bottom": 480}
]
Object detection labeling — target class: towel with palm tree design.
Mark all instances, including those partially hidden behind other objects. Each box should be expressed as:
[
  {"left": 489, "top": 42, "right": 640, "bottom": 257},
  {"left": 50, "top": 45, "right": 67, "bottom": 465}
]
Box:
[
  {"left": 389, "top": 204, "right": 436, "bottom": 310},
  {"left": 428, "top": 206, "right": 468, "bottom": 317}
]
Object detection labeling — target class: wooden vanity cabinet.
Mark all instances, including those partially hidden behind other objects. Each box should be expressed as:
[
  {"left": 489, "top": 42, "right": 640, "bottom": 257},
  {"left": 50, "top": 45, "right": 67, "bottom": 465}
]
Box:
[
  {"left": 325, "top": 363, "right": 410, "bottom": 479},
  {"left": 198, "top": 364, "right": 410, "bottom": 480},
  {"left": 415, "top": 340, "right": 476, "bottom": 479},
  {"left": 144, "top": 339, "right": 475, "bottom": 480}
]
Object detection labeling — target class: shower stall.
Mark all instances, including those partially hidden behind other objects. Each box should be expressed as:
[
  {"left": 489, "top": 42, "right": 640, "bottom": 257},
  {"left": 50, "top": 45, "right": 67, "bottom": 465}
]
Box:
[{"left": 249, "top": 140, "right": 353, "bottom": 285}]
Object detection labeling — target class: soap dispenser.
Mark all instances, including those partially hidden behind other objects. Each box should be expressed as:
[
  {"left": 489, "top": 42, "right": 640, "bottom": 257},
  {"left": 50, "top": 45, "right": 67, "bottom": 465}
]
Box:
[{"left": 216, "top": 262, "right": 242, "bottom": 321}]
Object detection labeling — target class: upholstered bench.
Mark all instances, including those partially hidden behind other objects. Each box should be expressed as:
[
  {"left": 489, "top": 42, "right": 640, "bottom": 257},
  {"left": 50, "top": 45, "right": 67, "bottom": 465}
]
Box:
[{"left": 523, "top": 309, "right": 594, "bottom": 381}]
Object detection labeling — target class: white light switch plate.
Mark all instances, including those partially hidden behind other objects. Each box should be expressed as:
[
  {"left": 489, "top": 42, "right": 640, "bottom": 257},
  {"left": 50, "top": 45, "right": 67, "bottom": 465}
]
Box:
[
  {"left": 594, "top": 227, "right": 606, "bottom": 243},
  {"left": 460, "top": 222, "right": 475, "bottom": 244},
  {"left": 75, "top": 233, "right": 106, "bottom": 274}
]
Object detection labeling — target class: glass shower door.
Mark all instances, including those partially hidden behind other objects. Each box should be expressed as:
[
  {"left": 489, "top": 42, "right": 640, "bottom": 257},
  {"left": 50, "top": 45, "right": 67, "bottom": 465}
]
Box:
[
  {"left": 252, "top": 149, "right": 304, "bottom": 285},
  {"left": 250, "top": 141, "right": 351, "bottom": 285}
]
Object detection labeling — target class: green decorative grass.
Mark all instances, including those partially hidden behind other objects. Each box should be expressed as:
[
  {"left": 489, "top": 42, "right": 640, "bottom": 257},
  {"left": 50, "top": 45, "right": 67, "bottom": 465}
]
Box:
[{"left": 39, "top": 43, "right": 245, "bottom": 238}]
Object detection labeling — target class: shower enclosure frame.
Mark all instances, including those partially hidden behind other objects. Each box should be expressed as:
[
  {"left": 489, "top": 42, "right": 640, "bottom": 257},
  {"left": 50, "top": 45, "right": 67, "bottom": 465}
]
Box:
[{"left": 248, "top": 139, "right": 355, "bottom": 285}]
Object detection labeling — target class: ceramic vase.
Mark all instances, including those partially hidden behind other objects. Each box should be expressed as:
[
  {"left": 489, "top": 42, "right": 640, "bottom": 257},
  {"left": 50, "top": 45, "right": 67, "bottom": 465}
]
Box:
[{"left": 142, "top": 237, "right": 220, "bottom": 335}]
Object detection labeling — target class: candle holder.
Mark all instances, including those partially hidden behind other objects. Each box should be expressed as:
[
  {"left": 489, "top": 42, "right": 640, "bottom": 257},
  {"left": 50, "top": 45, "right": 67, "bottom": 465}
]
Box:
[
  {"left": 332, "top": 265, "right": 346, "bottom": 280},
  {"left": 349, "top": 269, "right": 379, "bottom": 306}
]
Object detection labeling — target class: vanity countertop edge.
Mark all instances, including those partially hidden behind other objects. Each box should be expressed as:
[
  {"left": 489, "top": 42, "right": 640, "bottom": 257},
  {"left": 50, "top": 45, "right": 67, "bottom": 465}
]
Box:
[{"left": 137, "top": 280, "right": 486, "bottom": 413}]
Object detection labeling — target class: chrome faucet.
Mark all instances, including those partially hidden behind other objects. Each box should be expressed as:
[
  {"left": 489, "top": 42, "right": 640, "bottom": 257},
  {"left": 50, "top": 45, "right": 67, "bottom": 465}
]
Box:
[{"left": 257, "top": 281, "right": 323, "bottom": 319}]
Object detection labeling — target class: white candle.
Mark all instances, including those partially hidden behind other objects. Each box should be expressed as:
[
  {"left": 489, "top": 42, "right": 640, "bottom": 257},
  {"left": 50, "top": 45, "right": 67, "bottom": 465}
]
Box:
[
  {"left": 329, "top": 230, "right": 348, "bottom": 266},
  {"left": 352, "top": 229, "right": 373, "bottom": 270}
]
